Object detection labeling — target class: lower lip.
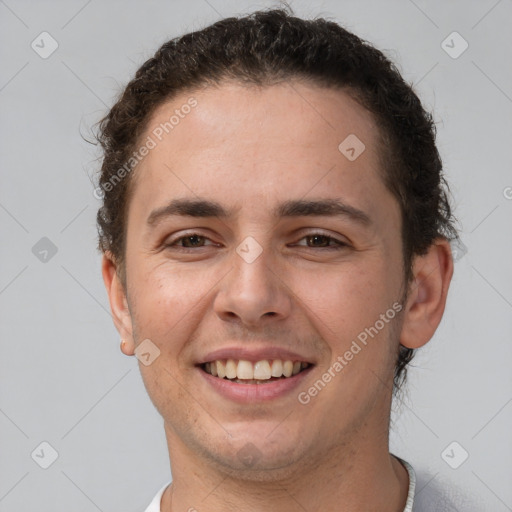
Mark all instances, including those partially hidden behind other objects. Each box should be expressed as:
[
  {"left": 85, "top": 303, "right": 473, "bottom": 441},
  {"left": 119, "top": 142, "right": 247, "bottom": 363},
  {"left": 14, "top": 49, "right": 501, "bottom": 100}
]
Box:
[{"left": 198, "top": 366, "right": 314, "bottom": 403}]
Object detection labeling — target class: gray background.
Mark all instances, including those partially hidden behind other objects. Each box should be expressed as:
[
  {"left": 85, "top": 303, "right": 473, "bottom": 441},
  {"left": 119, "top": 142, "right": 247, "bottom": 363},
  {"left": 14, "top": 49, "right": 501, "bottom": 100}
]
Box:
[{"left": 0, "top": 0, "right": 511, "bottom": 510}]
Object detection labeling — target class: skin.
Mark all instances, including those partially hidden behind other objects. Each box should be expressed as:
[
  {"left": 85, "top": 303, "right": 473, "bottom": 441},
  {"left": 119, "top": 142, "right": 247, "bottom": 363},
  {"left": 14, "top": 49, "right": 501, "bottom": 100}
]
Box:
[{"left": 102, "top": 80, "right": 453, "bottom": 511}]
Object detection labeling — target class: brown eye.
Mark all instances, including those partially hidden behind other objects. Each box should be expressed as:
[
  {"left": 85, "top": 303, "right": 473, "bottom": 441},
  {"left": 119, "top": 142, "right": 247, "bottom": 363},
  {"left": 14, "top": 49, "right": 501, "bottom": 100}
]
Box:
[
  {"left": 180, "top": 234, "right": 206, "bottom": 248},
  {"left": 165, "top": 232, "right": 216, "bottom": 250},
  {"left": 306, "top": 234, "right": 331, "bottom": 247},
  {"left": 295, "top": 232, "right": 347, "bottom": 250}
]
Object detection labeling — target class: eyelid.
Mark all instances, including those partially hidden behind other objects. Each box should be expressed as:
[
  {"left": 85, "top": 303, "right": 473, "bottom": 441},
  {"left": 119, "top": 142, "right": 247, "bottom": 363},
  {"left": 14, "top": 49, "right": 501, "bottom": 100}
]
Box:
[
  {"left": 292, "top": 230, "right": 348, "bottom": 249},
  {"left": 165, "top": 230, "right": 217, "bottom": 247},
  {"left": 165, "top": 229, "right": 348, "bottom": 250}
]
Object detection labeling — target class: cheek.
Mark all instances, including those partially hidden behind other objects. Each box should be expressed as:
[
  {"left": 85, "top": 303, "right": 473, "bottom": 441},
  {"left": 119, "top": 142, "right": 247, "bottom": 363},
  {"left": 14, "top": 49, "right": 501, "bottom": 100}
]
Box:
[
  {"left": 290, "top": 259, "right": 402, "bottom": 398},
  {"left": 291, "top": 264, "right": 401, "bottom": 408},
  {"left": 127, "top": 264, "right": 212, "bottom": 407},
  {"left": 290, "top": 260, "right": 396, "bottom": 340},
  {"left": 128, "top": 262, "right": 221, "bottom": 346}
]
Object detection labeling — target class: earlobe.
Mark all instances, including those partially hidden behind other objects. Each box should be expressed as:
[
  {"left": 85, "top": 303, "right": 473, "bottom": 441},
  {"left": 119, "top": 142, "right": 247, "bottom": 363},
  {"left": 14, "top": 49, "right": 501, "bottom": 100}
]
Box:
[
  {"left": 101, "top": 253, "right": 135, "bottom": 356},
  {"left": 400, "top": 238, "right": 454, "bottom": 350},
  {"left": 120, "top": 339, "right": 134, "bottom": 356}
]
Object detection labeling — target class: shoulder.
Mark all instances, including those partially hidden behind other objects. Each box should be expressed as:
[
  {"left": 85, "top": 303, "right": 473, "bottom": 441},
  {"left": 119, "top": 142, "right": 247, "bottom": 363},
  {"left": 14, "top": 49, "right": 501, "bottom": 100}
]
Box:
[
  {"left": 143, "top": 482, "right": 170, "bottom": 512},
  {"left": 413, "top": 468, "right": 484, "bottom": 512}
]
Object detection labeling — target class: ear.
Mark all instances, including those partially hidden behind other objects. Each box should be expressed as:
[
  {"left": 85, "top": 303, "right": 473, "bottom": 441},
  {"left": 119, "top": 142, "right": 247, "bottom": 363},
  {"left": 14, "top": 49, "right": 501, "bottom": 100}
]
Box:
[
  {"left": 101, "top": 252, "right": 135, "bottom": 356},
  {"left": 400, "top": 238, "right": 454, "bottom": 349}
]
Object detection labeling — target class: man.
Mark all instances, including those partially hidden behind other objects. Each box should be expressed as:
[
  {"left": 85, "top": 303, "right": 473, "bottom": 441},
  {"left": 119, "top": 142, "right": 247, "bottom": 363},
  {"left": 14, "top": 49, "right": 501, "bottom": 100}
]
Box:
[{"left": 97, "top": 8, "right": 458, "bottom": 511}]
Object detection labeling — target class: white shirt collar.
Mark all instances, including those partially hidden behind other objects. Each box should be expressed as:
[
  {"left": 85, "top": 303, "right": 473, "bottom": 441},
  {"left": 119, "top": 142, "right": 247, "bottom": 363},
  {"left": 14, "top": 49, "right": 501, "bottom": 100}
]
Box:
[{"left": 397, "top": 457, "right": 416, "bottom": 512}]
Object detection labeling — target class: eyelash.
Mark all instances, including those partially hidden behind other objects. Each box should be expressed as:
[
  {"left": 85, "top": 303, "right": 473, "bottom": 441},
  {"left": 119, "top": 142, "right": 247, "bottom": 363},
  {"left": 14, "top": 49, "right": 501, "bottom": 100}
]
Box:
[{"left": 165, "top": 232, "right": 348, "bottom": 251}]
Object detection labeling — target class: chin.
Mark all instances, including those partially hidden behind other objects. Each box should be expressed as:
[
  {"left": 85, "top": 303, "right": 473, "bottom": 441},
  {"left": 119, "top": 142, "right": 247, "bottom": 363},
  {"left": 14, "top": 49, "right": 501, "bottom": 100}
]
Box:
[
  {"left": 201, "top": 429, "right": 312, "bottom": 480},
  {"left": 211, "top": 450, "right": 306, "bottom": 482}
]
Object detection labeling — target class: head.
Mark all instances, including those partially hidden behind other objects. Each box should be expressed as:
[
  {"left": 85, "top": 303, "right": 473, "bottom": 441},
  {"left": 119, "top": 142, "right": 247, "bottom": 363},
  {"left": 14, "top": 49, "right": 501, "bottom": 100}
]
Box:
[{"left": 97, "top": 8, "right": 455, "bottom": 477}]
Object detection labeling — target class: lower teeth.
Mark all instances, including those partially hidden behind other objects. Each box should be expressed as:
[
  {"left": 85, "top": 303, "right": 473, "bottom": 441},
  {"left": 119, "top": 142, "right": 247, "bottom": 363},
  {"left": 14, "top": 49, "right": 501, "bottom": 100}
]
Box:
[{"left": 228, "top": 378, "right": 282, "bottom": 384}]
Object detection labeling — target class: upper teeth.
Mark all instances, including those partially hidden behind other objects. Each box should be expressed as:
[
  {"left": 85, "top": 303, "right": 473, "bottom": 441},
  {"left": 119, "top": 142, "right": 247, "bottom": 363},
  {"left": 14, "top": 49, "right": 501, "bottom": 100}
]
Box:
[{"left": 204, "top": 359, "right": 309, "bottom": 380}]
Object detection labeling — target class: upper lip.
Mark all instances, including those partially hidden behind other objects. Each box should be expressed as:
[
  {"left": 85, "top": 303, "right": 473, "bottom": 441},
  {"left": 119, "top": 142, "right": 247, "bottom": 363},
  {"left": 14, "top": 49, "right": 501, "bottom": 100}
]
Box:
[{"left": 197, "top": 346, "right": 316, "bottom": 365}]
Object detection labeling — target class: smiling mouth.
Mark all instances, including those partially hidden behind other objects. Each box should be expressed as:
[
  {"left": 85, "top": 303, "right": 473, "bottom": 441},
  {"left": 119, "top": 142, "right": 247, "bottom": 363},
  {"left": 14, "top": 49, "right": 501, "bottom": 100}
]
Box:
[{"left": 201, "top": 359, "right": 312, "bottom": 384}]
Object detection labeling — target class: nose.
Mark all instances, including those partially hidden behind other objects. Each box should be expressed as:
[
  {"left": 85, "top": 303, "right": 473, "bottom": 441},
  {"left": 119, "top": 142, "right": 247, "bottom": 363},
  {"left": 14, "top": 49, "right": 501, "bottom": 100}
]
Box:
[{"left": 213, "top": 243, "right": 292, "bottom": 328}]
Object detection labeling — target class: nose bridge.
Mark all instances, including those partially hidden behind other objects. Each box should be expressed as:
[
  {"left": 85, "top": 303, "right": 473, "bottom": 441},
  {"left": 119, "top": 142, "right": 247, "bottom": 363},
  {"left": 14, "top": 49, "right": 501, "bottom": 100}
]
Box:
[
  {"left": 214, "top": 234, "right": 291, "bottom": 324},
  {"left": 234, "top": 238, "right": 275, "bottom": 294}
]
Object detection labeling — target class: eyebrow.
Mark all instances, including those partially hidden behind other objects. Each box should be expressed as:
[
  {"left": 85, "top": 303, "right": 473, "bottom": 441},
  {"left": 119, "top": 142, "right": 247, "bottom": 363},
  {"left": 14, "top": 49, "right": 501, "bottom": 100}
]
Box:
[{"left": 146, "top": 198, "right": 372, "bottom": 227}]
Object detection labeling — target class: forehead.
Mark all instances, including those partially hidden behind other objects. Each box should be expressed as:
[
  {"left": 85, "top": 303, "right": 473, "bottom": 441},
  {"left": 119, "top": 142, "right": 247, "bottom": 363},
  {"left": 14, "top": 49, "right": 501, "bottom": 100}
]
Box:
[
  {"left": 144, "top": 80, "right": 379, "bottom": 160},
  {"left": 129, "top": 80, "right": 394, "bottom": 225}
]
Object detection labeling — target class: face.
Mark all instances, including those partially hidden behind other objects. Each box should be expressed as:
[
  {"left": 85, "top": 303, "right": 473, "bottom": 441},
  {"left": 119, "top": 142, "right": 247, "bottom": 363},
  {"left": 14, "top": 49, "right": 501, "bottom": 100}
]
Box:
[{"left": 116, "top": 81, "right": 408, "bottom": 477}]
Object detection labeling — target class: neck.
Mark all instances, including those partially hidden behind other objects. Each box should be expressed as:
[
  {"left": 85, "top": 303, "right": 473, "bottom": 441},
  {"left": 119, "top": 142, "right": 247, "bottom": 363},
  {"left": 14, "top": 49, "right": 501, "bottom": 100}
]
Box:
[{"left": 160, "top": 425, "right": 409, "bottom": 512}]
